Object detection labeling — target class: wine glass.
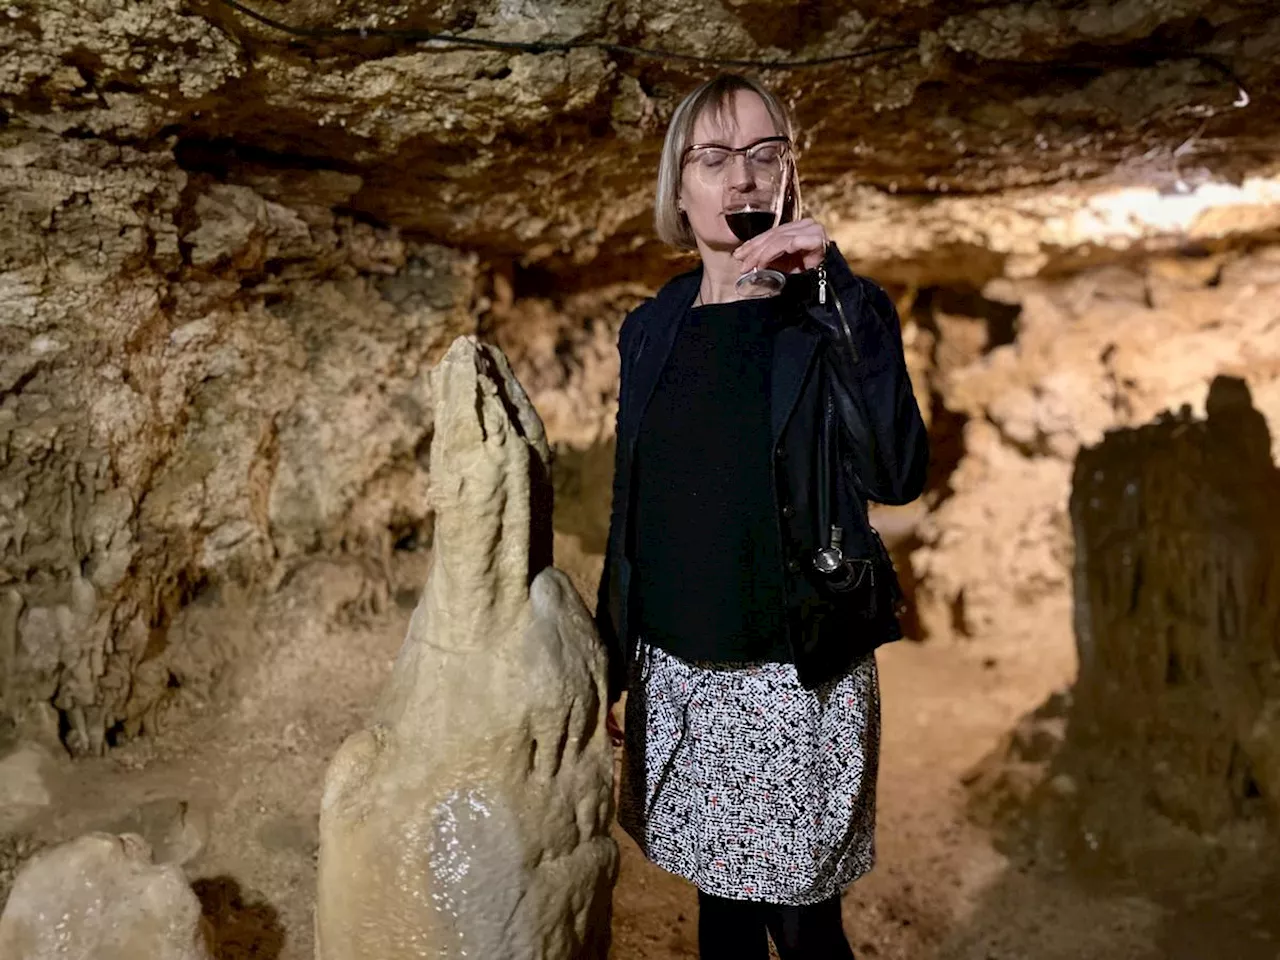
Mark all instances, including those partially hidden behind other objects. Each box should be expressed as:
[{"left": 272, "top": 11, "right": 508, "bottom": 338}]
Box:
[{"left": 724, "top": 155, "right": 790, "bottom": 297}]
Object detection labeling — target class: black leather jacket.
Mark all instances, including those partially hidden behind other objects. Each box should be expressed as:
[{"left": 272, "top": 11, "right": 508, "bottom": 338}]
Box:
[{"left": 596, "top": 242, "right": 929, "bottom": 701}]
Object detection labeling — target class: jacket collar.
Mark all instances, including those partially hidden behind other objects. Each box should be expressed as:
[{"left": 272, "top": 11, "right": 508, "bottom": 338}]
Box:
[
  {"left": 645, "top": 266, "right": 702, "bottom": 344},
  {"left": 624, "top": 266, "right": 821, "bottom": 445}
]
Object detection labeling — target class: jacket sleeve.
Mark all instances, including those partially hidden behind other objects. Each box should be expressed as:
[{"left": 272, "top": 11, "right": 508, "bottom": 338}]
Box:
[
  {"left": 595, "top": 308, "right": 641, "bottom": 704},
  {"left": 812, "top": 242, "right": 929, "bottom": 506}
]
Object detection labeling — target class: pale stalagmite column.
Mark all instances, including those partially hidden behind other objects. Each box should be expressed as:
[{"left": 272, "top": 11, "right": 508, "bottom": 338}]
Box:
[
  {"left": 0, "top": 833, "right": 213, "bottom": 960},
  {"left": 316, "top": 336, "right": 617, "bottom": 960}
]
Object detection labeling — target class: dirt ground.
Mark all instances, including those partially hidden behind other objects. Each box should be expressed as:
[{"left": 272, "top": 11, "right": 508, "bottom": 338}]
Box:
[{"left": 2, "top": 556, "right": 1276, "bottom": 960}]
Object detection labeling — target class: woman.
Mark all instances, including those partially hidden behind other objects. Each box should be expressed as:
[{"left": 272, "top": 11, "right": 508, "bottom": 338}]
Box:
[{"left": 596, "top": 74, "right": 929, "bottom": 960}]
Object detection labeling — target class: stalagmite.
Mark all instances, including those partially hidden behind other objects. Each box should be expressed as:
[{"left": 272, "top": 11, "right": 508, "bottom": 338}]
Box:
[
  {"left": 1067, "top": 375, "right": 1280, "bottom": 834},
  {"left": 0, "top": 833, "right": 212, "bottom": 960},
  {"left": 315, "top": 337, "right": 617, "bottom": 960}
]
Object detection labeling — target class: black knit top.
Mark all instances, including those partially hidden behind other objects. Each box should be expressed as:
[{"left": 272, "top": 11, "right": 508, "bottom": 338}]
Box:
[{"left": 631, "top": 294, "right": 790, "bottom": 664}]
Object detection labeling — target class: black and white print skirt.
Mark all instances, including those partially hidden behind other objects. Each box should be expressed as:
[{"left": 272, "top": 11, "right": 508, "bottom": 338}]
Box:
[{"left": 617, "top": 640, "right": 880, "bottom": 905}]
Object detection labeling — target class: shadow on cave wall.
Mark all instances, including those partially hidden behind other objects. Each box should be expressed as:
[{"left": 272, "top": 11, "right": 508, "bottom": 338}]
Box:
[{"left": 950, "top": 375, "right": 1280, "bottom": 960}]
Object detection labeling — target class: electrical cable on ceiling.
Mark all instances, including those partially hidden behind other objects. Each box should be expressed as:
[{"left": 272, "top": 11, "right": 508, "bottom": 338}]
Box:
[
  {"left": 210, "top": 0, "right": 1253, "bottom": 115},
  {"left": 212, "top": 0, "right": 917, "bottom": 69}
]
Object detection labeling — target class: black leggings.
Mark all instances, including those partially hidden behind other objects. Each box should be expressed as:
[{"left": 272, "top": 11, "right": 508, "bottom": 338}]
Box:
[{"left": 697, "top": 890, "right": 856, "bottom": 960}]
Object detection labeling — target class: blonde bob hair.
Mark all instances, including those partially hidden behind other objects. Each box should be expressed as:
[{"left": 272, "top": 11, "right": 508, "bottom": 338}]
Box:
[{"left": 654, "top": 74, "right": 803, "bottom": 250}]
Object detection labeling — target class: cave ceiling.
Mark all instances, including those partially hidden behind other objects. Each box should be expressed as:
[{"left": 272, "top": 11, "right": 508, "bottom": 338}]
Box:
[{"left": 6, "top": 0, "right": 1280, "bottom": 283}]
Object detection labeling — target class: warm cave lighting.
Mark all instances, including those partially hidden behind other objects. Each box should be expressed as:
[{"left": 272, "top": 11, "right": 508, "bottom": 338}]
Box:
[{"left": 1059, "top": 174, "right": 1280, "bottom": 242}]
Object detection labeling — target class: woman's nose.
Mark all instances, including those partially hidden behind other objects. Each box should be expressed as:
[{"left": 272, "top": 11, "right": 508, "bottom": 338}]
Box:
[{"left": 727, "top": 154, "right": 755, "bottom": 190}]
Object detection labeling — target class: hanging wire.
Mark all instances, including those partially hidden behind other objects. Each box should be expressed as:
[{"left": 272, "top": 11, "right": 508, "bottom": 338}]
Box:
[
  {"left": 211, "top": 0, "right": 917, "bottom": 69},
  {"left": 210, "top": 0, "right": 1254, "bottom": 114}
]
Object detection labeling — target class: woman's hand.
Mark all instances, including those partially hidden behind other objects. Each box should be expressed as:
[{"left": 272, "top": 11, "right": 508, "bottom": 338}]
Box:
[
  {"left": 732, "top": 217, "right": 829, "bottom": 274},
  {"left": 606, "top": 705, "right": 624, "bottom": 747}
]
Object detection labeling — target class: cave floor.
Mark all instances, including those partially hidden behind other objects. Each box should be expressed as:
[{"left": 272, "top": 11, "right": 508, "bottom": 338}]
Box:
[{"left": 4, "top": 563, "right": 1278, "bottom": 960}]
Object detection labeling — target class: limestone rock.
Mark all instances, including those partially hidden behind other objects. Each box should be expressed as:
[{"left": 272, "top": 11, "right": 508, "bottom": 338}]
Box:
[
  {"left": 963, "top": 691, "right": 1070, "bottom": 828},
  {"left": 821, "top": 175, "right": 1280, "bottom": 288},
  {"left": 0, "top": 130, "right": 477, "bottom": 752},
  {"left": 1062, "top": 378, "right": 1280, "bottom": 836},
  {"left": 0, "top": 743, "right": 58, "bottom": 833},
  {"left": 101, "top": 799, "right": 209, "bottom": 867},
  {"left": 0, "top": 833, "right": 212, "bottom": 960},
  {"left": 961, "top": 379, "right": 1280, "bottom": 881},
  {"left": 4, "top": 0, "right": 1280, "bottom": 770},
  {"left": 910, "top": 247, "right": 1280, "bottom": 647},
  {"left": 316, "top": 337, "right": 616, "bottom": 960},
  {"left": 6, "top": 0, "right": 1280, "bottom": 277}
]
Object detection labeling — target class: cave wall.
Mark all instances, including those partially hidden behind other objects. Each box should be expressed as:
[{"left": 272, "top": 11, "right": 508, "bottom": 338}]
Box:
[
  {"left": 7, "top": 0, "right": 1280, "bottom": 277},
  {"left": 0, "top": 132, "right": 476, "bottom": 754},
  {"left": 1066, "top": 376, "right": 1280, "bottom": 839},
  {"left": 909, "top": 244, "right": 1280, "bottom": 649},
  {"left": 6, "top": 0, "right": 1280, "bottom": 757}
]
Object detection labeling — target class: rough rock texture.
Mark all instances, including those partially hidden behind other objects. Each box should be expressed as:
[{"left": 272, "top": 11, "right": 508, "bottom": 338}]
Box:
[
  {"left": 484, "top": 282, "right": 648, "bottom": 453},
  {"left": 4, "top": 0, "right": 1280, "bottom": 279},
  {"left": 316, "top": 337, "right": 616, "bottom": 960},
  {"left": 967, "top": 378, "right": 1280, "bottom": 882},
  {"left": 6, "top": 0, "right": 1280, "bottom": 756},
  {"left": 0, "top": 832, "right": 213, "bottom": 960},
  {"left": 909, "top": 244, "right": 1280, "bottom": 648},
  {"left": 0, "top": 744, "right": 59, "bottom": 834},
  {"left": 482, "top": 281, "right": 648, "bottom": 558},
  {"left": 819, "top": 172, "right": 1280, "bottom": 287},
  {"left": 1067, "top": 377, "right": 1280, "bottom": 834},
  {"left": 0, "top": 129, "right": 477, "bottom": 754}
]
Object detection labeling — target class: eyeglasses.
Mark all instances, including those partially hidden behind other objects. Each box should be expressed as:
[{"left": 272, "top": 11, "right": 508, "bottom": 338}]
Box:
[{"left": 681, "top": 135, "right": 791, "bottom": 187}]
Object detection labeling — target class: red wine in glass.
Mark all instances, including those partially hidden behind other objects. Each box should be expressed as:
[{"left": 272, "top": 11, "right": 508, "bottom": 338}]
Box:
[
  {"left": 726, "top": 198, "right": 786, "bottom": 296},
  {"left": 726, "top": 209, "right": 777, "bottom": 242}
]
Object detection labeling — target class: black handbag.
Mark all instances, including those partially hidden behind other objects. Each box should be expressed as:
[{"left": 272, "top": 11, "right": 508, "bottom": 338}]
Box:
[{"left": 806, "top": 273, "right": 906, "bottom": 623}]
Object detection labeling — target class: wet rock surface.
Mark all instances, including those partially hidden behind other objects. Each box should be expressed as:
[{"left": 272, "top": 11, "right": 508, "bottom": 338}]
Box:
[{"left": 316, "top": 337, "right": 616, "bottom": 960}]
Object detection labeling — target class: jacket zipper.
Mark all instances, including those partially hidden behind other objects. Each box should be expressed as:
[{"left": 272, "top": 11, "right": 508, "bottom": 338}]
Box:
[{"left": 817, "top": 263, "right": 859, "bottom": 364}]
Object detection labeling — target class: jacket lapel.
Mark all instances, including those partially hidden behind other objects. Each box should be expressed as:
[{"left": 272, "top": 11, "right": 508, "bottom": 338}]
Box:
[
  {"left": 622, "top": 269, "right": 700, "bottom": 448},
  {"left": 771, "top": 321, "right": 821, "bottom": 443}
]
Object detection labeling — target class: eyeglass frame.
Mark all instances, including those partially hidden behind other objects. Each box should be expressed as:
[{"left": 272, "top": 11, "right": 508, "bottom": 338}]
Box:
[{"left": 680, "top": 134, "right": 793, "bottom": 172}]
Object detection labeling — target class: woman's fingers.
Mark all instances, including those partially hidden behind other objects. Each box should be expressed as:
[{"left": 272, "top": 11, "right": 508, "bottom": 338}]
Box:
[
  {"left": 734, "top": 218, "right": 823, "bottom": 257},
  {"left": 733, "top": 218, "right": 828, "bottom": 272},
  {"left": 736, "top": 232, "right": 821, "bottom": 272}
]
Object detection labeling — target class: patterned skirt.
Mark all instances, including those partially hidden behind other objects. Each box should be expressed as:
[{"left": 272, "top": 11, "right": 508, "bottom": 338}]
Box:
[{"left": 617, "top": 640, "right": 880, "bottom": 905}]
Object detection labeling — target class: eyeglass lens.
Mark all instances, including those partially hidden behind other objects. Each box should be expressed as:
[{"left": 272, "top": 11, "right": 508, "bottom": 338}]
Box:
[{"left": 687, "top": 141, "right": 788, "bottom": 186}]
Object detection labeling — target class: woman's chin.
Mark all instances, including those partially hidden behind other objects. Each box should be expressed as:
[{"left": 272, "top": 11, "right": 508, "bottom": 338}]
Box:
[{"left": 700, "top": 234, "right": 743, "bottom": 254}]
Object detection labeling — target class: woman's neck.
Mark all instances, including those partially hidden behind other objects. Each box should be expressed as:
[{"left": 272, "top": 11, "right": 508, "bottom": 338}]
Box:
[{"left": 696, "top": 245, "right": 747, "bottom": 305}]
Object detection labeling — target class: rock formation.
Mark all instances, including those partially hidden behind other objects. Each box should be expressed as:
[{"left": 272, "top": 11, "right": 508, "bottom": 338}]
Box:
[
  {"left": 909, "top": 246, "right": 1280, "bottom": 649},
  {"left": 0, "top": 832, "right": 212, "bottom": 960},
  {"left": 9, "top": 0, "right": 1279, "bottom": 278},
  {"left": 5, "top": 0, "right": 1280, "bottom": 758},
  {"left": 967, "top": 377, "right": 1280, "bottom": 873},
  {"left": 315, "top": 337, "right": 616, "bottom": 960},
  {"left": 0, "top": 135, "right": 477, "bottom": 754},
  {"left": 1066, "top": 376, "right": 1280, "bottom": 835},
  {"left": 0, "top": 743, "right": 58, "bottom": 835}
]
